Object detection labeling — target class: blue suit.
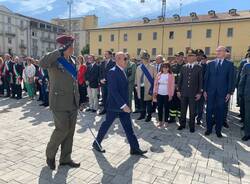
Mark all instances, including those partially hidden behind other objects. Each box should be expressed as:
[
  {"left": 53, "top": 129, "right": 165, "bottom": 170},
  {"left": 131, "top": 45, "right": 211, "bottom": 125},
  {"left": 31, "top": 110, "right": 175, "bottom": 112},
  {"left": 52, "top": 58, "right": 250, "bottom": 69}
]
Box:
[
  {"left": 95, "top": 65, "right": 140, "bottom": 150},
  {"left": 204, "top": 59, "right": 234, "bottom": 133}
]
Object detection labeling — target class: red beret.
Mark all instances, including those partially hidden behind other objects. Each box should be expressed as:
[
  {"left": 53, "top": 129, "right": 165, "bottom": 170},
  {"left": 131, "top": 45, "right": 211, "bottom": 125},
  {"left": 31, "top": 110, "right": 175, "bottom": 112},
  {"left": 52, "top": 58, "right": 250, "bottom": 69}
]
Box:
[{"left": 56, "top": 35, "right": 75, "bottom": 45}]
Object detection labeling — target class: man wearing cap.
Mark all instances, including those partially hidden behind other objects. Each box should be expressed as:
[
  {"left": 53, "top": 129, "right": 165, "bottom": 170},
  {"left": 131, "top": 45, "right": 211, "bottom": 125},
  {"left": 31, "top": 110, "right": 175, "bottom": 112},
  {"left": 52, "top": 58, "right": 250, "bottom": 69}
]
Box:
[
  {"left": 177, "top": 49, "right": 203, "bottom": 132},
  {"left": 195, "top": 49, "right": 207, "bottom": 125},
  {"left": 135, "top": 50, "right": 157, "bottom": 122},
  {"left": 204, "top": 46, "right": 234, "bottom": 138},
  {"left": 169, "top": 52, "right": 185, "bottom": 123},
  {"left": 39, "top": 35, "right": 80, "bottom": 170}
]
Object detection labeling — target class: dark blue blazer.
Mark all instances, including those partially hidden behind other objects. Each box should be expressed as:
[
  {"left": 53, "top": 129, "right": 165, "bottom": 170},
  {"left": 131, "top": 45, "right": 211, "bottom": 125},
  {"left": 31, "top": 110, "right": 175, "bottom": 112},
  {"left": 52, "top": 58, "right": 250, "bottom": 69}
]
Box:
[
  {"left": 106, "top": 66, "right": 129, "bottom": 112},
  {"left": 99, "top": 59, "right": 116, "bottom": 83},
  {"left": 204, "top": 59, "right": 234, "bottom": 96}
]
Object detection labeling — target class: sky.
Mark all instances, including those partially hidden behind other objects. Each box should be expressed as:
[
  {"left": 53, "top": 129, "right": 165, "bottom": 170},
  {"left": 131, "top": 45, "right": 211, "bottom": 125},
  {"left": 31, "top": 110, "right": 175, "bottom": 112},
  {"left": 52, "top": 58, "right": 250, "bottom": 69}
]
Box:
[{"left": 0, "top": 0, "right": 249, "bottom": 26}]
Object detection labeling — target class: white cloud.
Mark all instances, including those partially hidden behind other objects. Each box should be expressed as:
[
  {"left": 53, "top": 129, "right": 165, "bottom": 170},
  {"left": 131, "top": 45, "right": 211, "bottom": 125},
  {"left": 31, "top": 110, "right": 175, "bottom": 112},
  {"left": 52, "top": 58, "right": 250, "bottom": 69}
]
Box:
[
  {"left": 68, "top": 0, "right": 204, "bottom": 21},
  {"left": 0, "top": 0, "right": 56, "bottom": 14}
]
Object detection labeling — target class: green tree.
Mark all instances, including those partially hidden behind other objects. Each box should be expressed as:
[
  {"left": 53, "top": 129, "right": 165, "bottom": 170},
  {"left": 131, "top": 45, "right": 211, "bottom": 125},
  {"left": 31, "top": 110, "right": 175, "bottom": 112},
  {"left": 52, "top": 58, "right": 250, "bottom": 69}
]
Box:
[{"left": 81, "top": 44, "right": 90, "bottom": 55}]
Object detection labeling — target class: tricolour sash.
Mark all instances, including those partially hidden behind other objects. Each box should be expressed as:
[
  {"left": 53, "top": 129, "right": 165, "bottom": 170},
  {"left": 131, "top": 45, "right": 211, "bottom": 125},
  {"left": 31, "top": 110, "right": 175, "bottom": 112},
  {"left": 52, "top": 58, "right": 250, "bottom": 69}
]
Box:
[
  {"left": 141, "top": 64, "right": 154, "bottom": 95},
  {"left": 57, "top": 56, "right": 77, "bottom": 80}
]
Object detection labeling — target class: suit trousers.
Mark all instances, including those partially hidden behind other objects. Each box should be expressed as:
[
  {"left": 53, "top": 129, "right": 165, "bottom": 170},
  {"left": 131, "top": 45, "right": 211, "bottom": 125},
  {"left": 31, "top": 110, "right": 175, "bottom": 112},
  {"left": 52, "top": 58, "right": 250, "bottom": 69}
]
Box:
[
  {"left": 180, "top": 96, "right": 196, "bottom": 129},
  {"left": 195, "top": 96, "right": 205, "bottom": 121},
  {"left": 101, "top": 84, "right": 108, "bottom": 110},
  {"left": 157, "top": 95, "right": 170, "bottom": 122},
  {"left": 240, "top": 96, "right": 245, "bottom": 121},
  {"left": 88, "top": 87, "right": 99, "bottom": 110},
  {"left": 46, "top": 110, "right": 77, "bottom": 163},
  {"left": 206, "top": 93, "right": 226, "bottom": 133},
  {"left": 244, "top": 99, "right": 250, "bottom": 137},
  {"left": 140, "top": 87, "right": 152, "bottom": 118},
  {"left": 96, "top": 111, "right": 140, "bottom": 150},
  {"left": 78, "top": 83, "right": 87, "bottom": 105}
]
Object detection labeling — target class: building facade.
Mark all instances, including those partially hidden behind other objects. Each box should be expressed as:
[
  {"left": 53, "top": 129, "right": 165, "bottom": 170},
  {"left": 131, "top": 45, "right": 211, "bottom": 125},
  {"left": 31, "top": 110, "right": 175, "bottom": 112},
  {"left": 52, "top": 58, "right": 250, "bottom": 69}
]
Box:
[
  {"left": 51, "top": 15, "right": 98, "bottom": 56},
  {"left": 89, "top": 9, "right": 250, "bottom": 60},
  {"left": 0, "top": 5, "right": 65, "bottom": 58},
  {"left": 0, "top": 5, "right": 30, "bottom": 56}
]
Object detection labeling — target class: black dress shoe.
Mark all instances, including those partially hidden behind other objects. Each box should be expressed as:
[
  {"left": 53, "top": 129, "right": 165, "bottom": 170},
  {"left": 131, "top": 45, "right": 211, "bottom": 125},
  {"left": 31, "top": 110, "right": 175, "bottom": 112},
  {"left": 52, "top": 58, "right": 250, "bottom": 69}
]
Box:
[
  {"left": 205, "top": 131, "right": 211, "bottom": 136},
  {"left": 190, "top": 128, "right": 195, "bottom": 133},
  {"left": 46, "top": 158, "right": 56, "bottom": 170},
  {"left": 242, "top": 136, "right": 250, "bottom": 141},
  {"left": 223, "top": 122, "right": 229, "bottom": 128},
  {"left": 130, "top": 149, "right": 147, "bottom": 156},
  {"left": 85, "top": 108, "right": 92, "bottom": 112},
  {"left": 196, "top": 120, "right": 201, "bottom": 125},
  {"left": 216, "top": 132, "right": 223, "bottom": 138},
  {"left": 39, "top": 103, "right": 45, "bottom": 106},
  {"left": 177, "top": 126, "right": 185, "bottom": 130},
  {"left": 145, "top": 116, "right": 152, "bottom": 122},
  {"left": 99, "top": 110, "right": 106, "bottom": 115},
  {"left": 60, "top": 160, "right": 80, "bottom": 168},
  {"left": 91, "top": 110, "right": 97, "bottom": 113},
  {"left": 92, "top": 142, "right": 105, "bottom": 153},
  {"left": 43, "top": 104, "right": 49, "bottom": 107},
  {"left": 137, "top": 116, "right": 145, "bottom": 120}
]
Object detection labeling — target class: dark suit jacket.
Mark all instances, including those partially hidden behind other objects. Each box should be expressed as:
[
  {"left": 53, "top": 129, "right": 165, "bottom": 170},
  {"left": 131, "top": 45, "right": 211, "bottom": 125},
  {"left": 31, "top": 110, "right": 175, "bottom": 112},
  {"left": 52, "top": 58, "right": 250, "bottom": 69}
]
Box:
[
  {"left": 85, "top": 63, "right": 99, "bottom": 88},
  {"left": 178, "top": 63, "right": 203, "bottom": 97},
  {"left": 99, "top": 59, "right": 116, "bottom": 84},
  {"left": 106, "top": 66, "right": 129, "bottom": 112},
  {"left": 236, "top": 59, "right": 248, "bottom": 87},
  {"left": 204, "top": 59, "right": 234, "bottom": 96}
]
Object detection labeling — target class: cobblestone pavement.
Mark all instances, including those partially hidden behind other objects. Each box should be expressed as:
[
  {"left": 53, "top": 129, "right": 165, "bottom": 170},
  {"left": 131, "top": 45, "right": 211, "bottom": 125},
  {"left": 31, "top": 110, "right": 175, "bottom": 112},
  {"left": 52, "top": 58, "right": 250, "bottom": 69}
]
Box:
[{"left": 0, "top": 96, "right": 250, "bottom": 184}]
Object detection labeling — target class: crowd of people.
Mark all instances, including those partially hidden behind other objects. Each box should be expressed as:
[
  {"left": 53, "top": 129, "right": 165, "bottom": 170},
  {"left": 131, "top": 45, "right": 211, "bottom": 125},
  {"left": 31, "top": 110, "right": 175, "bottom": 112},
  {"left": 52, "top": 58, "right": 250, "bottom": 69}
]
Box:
[{"left": 0, "top": 46, "right": 250, "bottom": 141}]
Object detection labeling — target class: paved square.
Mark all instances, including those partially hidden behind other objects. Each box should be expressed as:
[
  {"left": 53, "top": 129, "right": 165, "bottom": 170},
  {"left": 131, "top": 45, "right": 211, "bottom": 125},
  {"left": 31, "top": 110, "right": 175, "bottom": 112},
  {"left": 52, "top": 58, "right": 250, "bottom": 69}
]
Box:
[{"left": 0, "top": 97, "right": 250, "bottom": 184}]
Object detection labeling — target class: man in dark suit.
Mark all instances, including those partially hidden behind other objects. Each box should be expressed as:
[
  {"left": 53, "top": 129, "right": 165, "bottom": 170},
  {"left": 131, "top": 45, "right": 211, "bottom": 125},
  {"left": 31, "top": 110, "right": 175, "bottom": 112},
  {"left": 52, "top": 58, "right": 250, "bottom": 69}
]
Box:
[
  {"left": 177, "top": 49, "right": 203, "bottom": 133},
  {"left": 99, "top": 51, "right": 116, "bottom": 115},
  {"left": 85, "top": 55, "right": 99, "bottom": 113},
  {"left": 92, "top": 52, "right": 147, "bottom": 156},
  {"left": 195, "top": 49, "right": 207, "bottom": 125},
  {"left": 236, "top": 53, "right": 249, "bottom": 123},
  {"left": 204, "top": 46, "right": 234, "bottom": 138}
]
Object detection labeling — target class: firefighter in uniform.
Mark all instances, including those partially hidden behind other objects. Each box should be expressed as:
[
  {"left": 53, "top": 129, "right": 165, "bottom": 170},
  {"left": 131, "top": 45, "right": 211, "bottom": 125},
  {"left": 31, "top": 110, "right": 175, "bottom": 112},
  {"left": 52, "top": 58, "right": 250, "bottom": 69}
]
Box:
[{"left": 169, "top": 52, "right": 185, "bottom": 123}]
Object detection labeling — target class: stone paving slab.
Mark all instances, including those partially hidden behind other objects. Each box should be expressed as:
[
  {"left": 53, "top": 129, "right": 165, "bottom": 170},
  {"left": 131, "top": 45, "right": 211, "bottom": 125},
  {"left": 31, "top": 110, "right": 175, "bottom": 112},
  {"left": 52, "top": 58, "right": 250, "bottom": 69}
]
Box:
[{"left": 0, "top": 96, "right": 250, "bottom": 184}]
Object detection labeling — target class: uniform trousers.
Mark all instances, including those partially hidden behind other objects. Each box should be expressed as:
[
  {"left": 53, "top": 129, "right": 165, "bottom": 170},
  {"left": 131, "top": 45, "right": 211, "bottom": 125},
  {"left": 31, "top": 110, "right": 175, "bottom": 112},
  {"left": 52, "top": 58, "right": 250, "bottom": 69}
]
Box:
[
  {"left": 180, "top": 96, "right": 196, "bottom": 129},
  {"left": 46, "top": 110, "right": 77, "bottom": 163}
]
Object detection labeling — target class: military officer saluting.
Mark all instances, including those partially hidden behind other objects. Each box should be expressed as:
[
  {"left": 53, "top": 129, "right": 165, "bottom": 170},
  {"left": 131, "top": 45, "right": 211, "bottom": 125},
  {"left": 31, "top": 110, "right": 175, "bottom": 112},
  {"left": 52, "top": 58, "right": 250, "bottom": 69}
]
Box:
[{"left": 39, "top": 35, "right": 80, "bottom": 170}]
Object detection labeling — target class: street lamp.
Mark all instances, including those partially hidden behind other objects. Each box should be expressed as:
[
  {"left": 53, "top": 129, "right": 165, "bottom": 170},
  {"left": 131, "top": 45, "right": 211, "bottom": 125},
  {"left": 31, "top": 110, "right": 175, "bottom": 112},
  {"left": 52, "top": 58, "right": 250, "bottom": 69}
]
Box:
[{"left": 67, "top": 0, "right": 73, "bottom": 35}]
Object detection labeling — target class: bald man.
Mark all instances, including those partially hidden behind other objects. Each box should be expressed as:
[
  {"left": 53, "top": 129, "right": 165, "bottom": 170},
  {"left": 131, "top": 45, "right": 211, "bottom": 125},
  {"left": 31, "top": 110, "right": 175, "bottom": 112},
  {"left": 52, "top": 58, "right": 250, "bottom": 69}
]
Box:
[
  {"left": 92, "top": 52, "right": 147, "bottom": 156},
  {"left": 204, "top": 46, "right": 234, "bottom": 138}
]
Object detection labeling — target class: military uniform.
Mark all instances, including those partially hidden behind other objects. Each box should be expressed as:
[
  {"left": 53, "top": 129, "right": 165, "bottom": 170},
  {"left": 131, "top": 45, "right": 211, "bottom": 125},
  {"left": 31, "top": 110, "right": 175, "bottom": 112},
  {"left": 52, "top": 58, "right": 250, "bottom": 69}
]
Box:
[
  {"left": 125, "top": 60, "right": 136, "bottom": 109},
  {"left": 238, "top": 61, "right": 250, "bottom": 141},
  {"left": 39, "top": 36, "right": 80, "bottom": 168},
  {"left": 169, "top": 60, "right": 184, "bottom": 122}
]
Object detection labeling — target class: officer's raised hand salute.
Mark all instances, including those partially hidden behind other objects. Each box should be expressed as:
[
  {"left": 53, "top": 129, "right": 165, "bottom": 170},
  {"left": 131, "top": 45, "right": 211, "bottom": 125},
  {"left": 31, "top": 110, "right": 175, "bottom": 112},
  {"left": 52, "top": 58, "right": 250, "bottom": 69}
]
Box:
[{"left": 39, "top": 35, "right": 80, "bottom": 170}]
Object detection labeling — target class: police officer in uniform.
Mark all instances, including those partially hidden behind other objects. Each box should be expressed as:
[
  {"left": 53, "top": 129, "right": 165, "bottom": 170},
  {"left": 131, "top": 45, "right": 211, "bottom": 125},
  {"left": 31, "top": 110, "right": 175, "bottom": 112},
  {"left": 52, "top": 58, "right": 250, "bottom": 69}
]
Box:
[
  {"left": 39, "top": 35, "right": 80, "bottom": 170},
  {"left": 238, "top": 55, "right": 250, "bottom": 141},
  {"left": 169, "top": 52, "right": 185, "bottom": 123},
  {"left": 177, "top": 49, "right": 203, "bottom": 132}
]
